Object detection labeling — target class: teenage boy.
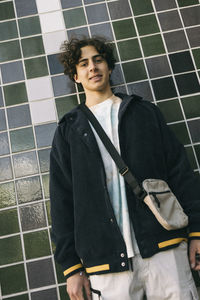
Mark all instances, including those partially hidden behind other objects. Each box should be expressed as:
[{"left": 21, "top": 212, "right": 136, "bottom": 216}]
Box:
[{"left": 50, "top": 37, "right": 200, "bottom": 300}]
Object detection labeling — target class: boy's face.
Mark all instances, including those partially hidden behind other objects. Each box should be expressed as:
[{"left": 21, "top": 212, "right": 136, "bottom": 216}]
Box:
[{"left": 74, "top": 45, "right": 112, "bottom": 93}]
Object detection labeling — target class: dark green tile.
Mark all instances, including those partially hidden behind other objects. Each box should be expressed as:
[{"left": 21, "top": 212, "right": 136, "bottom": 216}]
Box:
[
  {"left": 55, "top": 262, "right": 66, "bottom": 284},
  {"left": 46, "top": 200, "right": 51, "bottom": 225},
  {"left": 185, "top": 146, "right": 198, "bottom": 169},
  {"left": 0, "top": 21, "right": 18, "bottom": 41},
  {"left": 59, "top": 285, "right": 70, "bottom": 300},
  {"left": 0, "top": 264, "right": 27, "bottom": 295},
  {"left": 63, "top": 8, "right": 86, "bottom": 28},
  {"left": 55, "top": 95, "right": 78, "bottom": 120},
  {"left": 0, "top": 40, "right": 21, "bottom": 63},
  {"left": 194, "top": 144, "right": 200, "bottom": 164},
  {"left": 16, "top": 176, "right": 42, "bottom": 204},
  {"left": 25, "top": 56, "right": 48, "bottom": 79},
  {"left": 4, "top": 82, "right": 28, "bottom": 106},
  {"left": 181, "top": 95, "right": 200, "bottom": 119},
  {"left": 113, "top": 19, "right": 136, "bottom": 40},
  {"left": 0, "top": 209, "right": 19, "bottom": 236},
  {"left": 192, "top": 49, "right": 200, "bottom": 69},
  {"left": 10, "top": 127, "right": 35, "bottom": 153},
  {"left": 42, "top": 174, "right": 50, "bottom": 199},
  {"left": 122, "top": 60, "right": 147, "bottom": 83},
  {"left": 130, "top": 0, "right": 153, "bottom": 15},
  {"left": 169, "top": 122, "right": 190, "bottom": 144},
  {"left": 0, "top": 235, "right": 23, "bottom": 265},
  {"left": 135, "top": 14, "right": 160, "bottom": 35},
  {"left": 18, "top": 16, "right": 41, "bottom": 37},
  {"left": 5, "top": 295, "right": 29, "bottom": 300},
  {"left": 24, "top": 230, "right": 51, "bottom": 259},
  {"left": 21, "top": 36, "right": 45, "bottom": 58},
  {"left": 177, "top": 0, "right": 199, "bottom": 6},
  {"left": 141, "top": 34, "right": 165, "bottom": 57},
  {"left": 0, "top": 2, "right": 15, "bottom": 21},
  {"left": 0, "top": 181, "right": 16, "bottom": 208},
  {"left": 157, "top": 99, "right": 183, "bottom": 123},
  {"left": 118, "top": 39, "right": 142, "bottom": 61}
]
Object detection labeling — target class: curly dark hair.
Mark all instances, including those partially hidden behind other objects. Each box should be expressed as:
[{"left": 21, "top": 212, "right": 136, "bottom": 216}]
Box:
[{"left": 59, "top": 37, "right": 116, "bottom": 82}]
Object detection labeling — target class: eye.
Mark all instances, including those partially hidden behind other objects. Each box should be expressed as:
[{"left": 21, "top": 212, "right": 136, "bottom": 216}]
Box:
[
  {"left": 95, "top": 57, "right": 103, "bottom": 63},
  {"left": 80, "top": 62, "right": 87, "bottom": 67}
]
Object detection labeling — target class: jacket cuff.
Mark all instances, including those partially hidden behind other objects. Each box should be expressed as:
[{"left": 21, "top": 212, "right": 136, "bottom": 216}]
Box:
[
  {"left": 188, "top": 232, "right": 200, "bottom": 240},
  {"left": 63, "top": 263, "right": 85, "bottom": 279}
]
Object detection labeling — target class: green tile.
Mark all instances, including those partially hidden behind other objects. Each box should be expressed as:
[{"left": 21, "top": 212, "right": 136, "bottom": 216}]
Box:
[
  {"left": 16, "top": 176, "right": 43, "bottom": 204},
  {"left": 0, "top": 2, "right": 15, "bottom": 21},
  {"left": 141, "top": 34, "right": 165, "bottom": 57},
  {"left": 42, "top": 174, "right": 50, "bottom": 199},
  {"left": 0, "top": 40, "right": 21, "bottom": 63},
  {"left": 169, "top": 122, "right": 190, "bottom": 145},
  {"left": 10, "top": 127, "right": 35, "bottom": 153},
  {"left": 185, "top": 146, "right": 198, "bottom": 169},
  {"left": 0, "top": 21, "right": 18, "bottom": 41},
  {"left": 24, "top": 56, "right": 48, "bottom": 79},
  {"left": 46, "top": 200, "right": 51, "bottom": 225},
  {"left": 0, "top": 181, "right": 16, "bottom": 208},
  {"left": 79, "top": 93, "right": 86, "bottom": 103},
  {"left": 0, "top": 264, "right": 27, "bottom": 295},
  {"left": 5, "top": 295, "right": 29, "bottom": 300},
  {"left": 194, "top": 145, "right": 200, "bottom": 164},
  {"left": 0, "top": 209, "right": 19, "bottom": 236},
  {"left": 59, "top": 285, "right": 70, "bottom": 300},
  {"left": 4, "top": 82, "right": 28, "bottom": 106},
  {"left": 181, "top": 95, "right": 200, "bottom": 119},
  {"left": 63, "top": 8, "right": 86, "bottom": 28},
  {"left": 157, "top": 99, "right": 183, "bottom": 123},
  {"left": 118, "top": 39, "right": 142, "bottom": 61},
  {"left": 0, "top": 235, "right": 23, "bottom": 265},
  {"left": 18, "top": 16, "right": 41, "bottom": 37},
  {"left": 113, "top": 19, "right": 136, "bottom": 40},
  {"left": 21, "top": 36, "right": 45, "bottom": 58},
  {"left": 192, "top": 49, "right": 200, "bottom": 69},
  {"left": 122, "top": 60, "right": 147, "bottom": 83},
  {"left": 23, "top": 230, "right": 51, "bottom": 259},
  {"left": 130, "top": 0, "right": 153, "bottom": 15},
  {"left": 56, "top": 262, "right": 66, "bottom": 284},
  {"left": 55, "top": 95, "right": 78, "bottom": 120},
  {"left": 135, "top": 14, "right": 160, "bottom": 36},
  {"left": 177, "top": 0, "right": 199, "bottom": 6}
]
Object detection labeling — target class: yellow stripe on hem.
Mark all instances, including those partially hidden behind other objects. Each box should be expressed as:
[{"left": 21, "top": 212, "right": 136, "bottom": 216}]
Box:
[
  {"left": 158, "top": 237, "right": 188, "bottom": 249},
  {"left": 189, "top": 232, "right": 200, "bottom": 237},
  {"left": 86, "top": 264, "right": 110, "bottom": 273},
  {"left": 63, "top": 263, "right": 83, "bottom": 276}
]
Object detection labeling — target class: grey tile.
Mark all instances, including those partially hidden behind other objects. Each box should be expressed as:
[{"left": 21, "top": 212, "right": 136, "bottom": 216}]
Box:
[
  {"left": 112, "top": 85, "right": 127, "bottom": 94},
  {"left": 90, "top": 23, "right": 114, "bottom": 41},
  {"left": 181, "top": 6, "right": 200, "bottom": 27},
  {"left": 127, "top": 81, "right": 153, "bottom": 101},
  {"left": 38, "top": 148, "right": 50, "bottom": 173},
  {"left": 7, "top": 104, "right": 31, "bottom": 129},
  {"left": 48, "top": 54, "right": 64, "bottom": 75},
  {"left": 20, "top": 202, "right": 47, "bottom": 231},
  {"left": 13, "top": 151, "right": 39, "bottom": 178},
  {"left": 84, "top": 0, "right": 103, "bottom": 3},
  {"left": 27, "top": 258, "right": 55, "bottom": 289},
  {"left": 153, "top": 0, "right": 177, "bottom": 11},
  {"left": 86, "top": 4, "right": 109, "bottom": 24},
  {"left": 67, "top": 27, "right": 89, "bottom": 40},
  {"left": 0, "top": 110, "right": 6, "bottom": 131},
  {"left": 164, "top": 30, "right": 189, "bottom": 52},
  {"left": 0, "top": 157, "right": 13, "bottom": 181},
  {"left": 186, "top": 27, "right": 200, "bottom": 47},
  {"left": 61, "top": 0, "right": 82, "bottom": 8},
  {"left": 0, "top": 88, "right": 3, "bottom": 107},
  {"left": 110, "top": 64, "right": 124, "bottom": 86},
  {"left": 35, "top": 123, "right": 57, "bottom": 148},
  {"left": 146, "top": 56, "right": 171, "bottom": 78},
  {"left": 1, "top": 61, "right": 25, "bottom": 84},
  {"left": 188, "top": 120, "right": 200, "bottom": 143},
  {"left": 158, "top": 11, "right": 182, "bottom": 31},
  {"left": 31, "top": 288, "right": 58, "bottom": 300},
  {"left": 108, "top": 0, "right": 132, "bottom": 20},
  {"left": 52, "top": 75, "right": 76, "bottom": 97},
  {"left": 0, "top": 132, "right": 9, "bottom": 155},
  {"left": 16, "top": 176, "right": 42, "bottom": 203},
  {"left": 15, "top": 0, "right": 38, "bottom": 17}
]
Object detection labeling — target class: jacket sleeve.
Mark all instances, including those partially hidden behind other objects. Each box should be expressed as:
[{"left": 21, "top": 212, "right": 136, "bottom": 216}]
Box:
[
  {"left": 152, "top": 103, "right": 200, "bottom": 239},
  {"left": 50, "top": 122, "right": 84, "bottom": 279}
]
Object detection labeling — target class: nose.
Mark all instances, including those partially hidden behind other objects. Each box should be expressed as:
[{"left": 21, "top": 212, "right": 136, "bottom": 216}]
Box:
[{"left": 89, "top": 60, "right": 98, "bottom": 72}]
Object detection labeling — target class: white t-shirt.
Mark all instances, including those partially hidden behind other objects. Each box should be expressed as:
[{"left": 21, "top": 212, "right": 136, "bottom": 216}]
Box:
[{"left": 89, "top": 94, "right": 139, "bottom": 257}]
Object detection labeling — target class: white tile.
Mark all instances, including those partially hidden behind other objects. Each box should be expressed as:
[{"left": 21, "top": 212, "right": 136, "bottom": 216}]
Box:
[
  {"left": 30, "top": 99, "right": 57, "bottom": 124},
  {"left": 39, "top": 11, "right": 65, "bottom": 33},
  {"left": 43, "top": 31, "right": 67, "bottom": 54},
  {"left": 36, "top": 0, "right": 60, "bottom": 13},
  {"left": 26, "top": 77, "right": 53, "bottom": 101}
]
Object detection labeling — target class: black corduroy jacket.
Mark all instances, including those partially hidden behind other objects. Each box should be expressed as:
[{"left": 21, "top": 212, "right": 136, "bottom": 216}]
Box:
[{"left": 50, "top": 93, "right": 200, "bottom": 279}]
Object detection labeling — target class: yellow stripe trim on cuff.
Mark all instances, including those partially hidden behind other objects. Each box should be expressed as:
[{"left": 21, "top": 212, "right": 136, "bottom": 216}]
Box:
[
  {"left": 86, "top": 264, "right": 110, "bottom": 273},
  {"left": 189, "top": 232, "right": 200, "bottom": 237},
  {"left": 63, "top": 263, "right": 83, "bottom": 276},
  {"left": 158, "top": 237, "right": 188, "bottom": 249}
]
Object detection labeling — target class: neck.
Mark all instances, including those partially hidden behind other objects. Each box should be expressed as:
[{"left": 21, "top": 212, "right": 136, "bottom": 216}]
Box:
[{"left": 85, "top": 87, "right": 113, "bottom": 107}]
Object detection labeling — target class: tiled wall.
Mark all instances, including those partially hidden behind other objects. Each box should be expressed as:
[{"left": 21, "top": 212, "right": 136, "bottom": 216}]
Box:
[{"left": 0, "top": 0, "right": 200, "bottom": 299}]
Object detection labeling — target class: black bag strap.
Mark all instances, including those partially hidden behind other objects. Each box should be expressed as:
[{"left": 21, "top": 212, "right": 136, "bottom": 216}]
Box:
[{"left": 79, "top": 103, "right": 147, "bottom": 200}]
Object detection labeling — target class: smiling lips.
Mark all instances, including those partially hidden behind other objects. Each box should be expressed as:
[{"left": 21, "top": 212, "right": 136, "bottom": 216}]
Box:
[{"left": 89, "top": 74, "right": 102, "bottom": 81}]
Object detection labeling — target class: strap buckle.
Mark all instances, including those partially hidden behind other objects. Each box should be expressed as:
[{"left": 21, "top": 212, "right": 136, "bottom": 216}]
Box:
[{"left": 119, "top": 166, "right": 129, "bottom": 176}]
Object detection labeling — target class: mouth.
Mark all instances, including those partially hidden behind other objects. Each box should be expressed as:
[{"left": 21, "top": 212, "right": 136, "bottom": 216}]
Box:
[{"left": 89, "top": 74, "right": 102, "bottom": 81}]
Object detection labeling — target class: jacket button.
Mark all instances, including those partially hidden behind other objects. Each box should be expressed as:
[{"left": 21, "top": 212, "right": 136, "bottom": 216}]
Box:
[
  {"left": 83, "top": 133, "right": 88, "bottom": 137},
  {"left": 69, "top": 117, "right": 73, "bottom": 121},
  {"left": 120, "top": 253, "right": 125, "bottom": 258},
  {"left": 110, "top": 218, "right": 114, "bottom": 223},
  {"left": 121, "top": 262, "right": 125, "bottom": 267}
]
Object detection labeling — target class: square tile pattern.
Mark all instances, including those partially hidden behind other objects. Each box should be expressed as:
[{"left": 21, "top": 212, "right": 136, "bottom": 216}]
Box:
[{"left": 0, "top": 0, "right": 200, "bottom": 299}]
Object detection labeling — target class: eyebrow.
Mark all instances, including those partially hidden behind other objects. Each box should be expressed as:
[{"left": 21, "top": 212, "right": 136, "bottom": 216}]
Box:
[{"left": 78, "top": 54, "right": 103, "bottom": 64}]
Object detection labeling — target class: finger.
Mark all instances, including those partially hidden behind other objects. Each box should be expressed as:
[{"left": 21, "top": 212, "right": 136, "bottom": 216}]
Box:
[
  {"left": 84, "top": 280, "right": 92, "bottom": 300},
  {"left": 189, "top": 246, "right": 196, "bottom": 269}
]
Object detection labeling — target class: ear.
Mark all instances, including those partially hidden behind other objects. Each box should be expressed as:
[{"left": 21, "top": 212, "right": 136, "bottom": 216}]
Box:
[
  {"left": 74, "top": 73, "right": 81, "bottom": 83},
  {"left": 109, "top": 69, "right": 112, "bottom": 76}
]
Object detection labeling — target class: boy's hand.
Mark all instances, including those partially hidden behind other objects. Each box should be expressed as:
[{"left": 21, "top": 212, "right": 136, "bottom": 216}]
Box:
[
  {"left": 189, "top": 239, "right": 200, "bottom": 271},
  {"left": 66, "top": 271, "right": 92, "bottom": 300}
]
